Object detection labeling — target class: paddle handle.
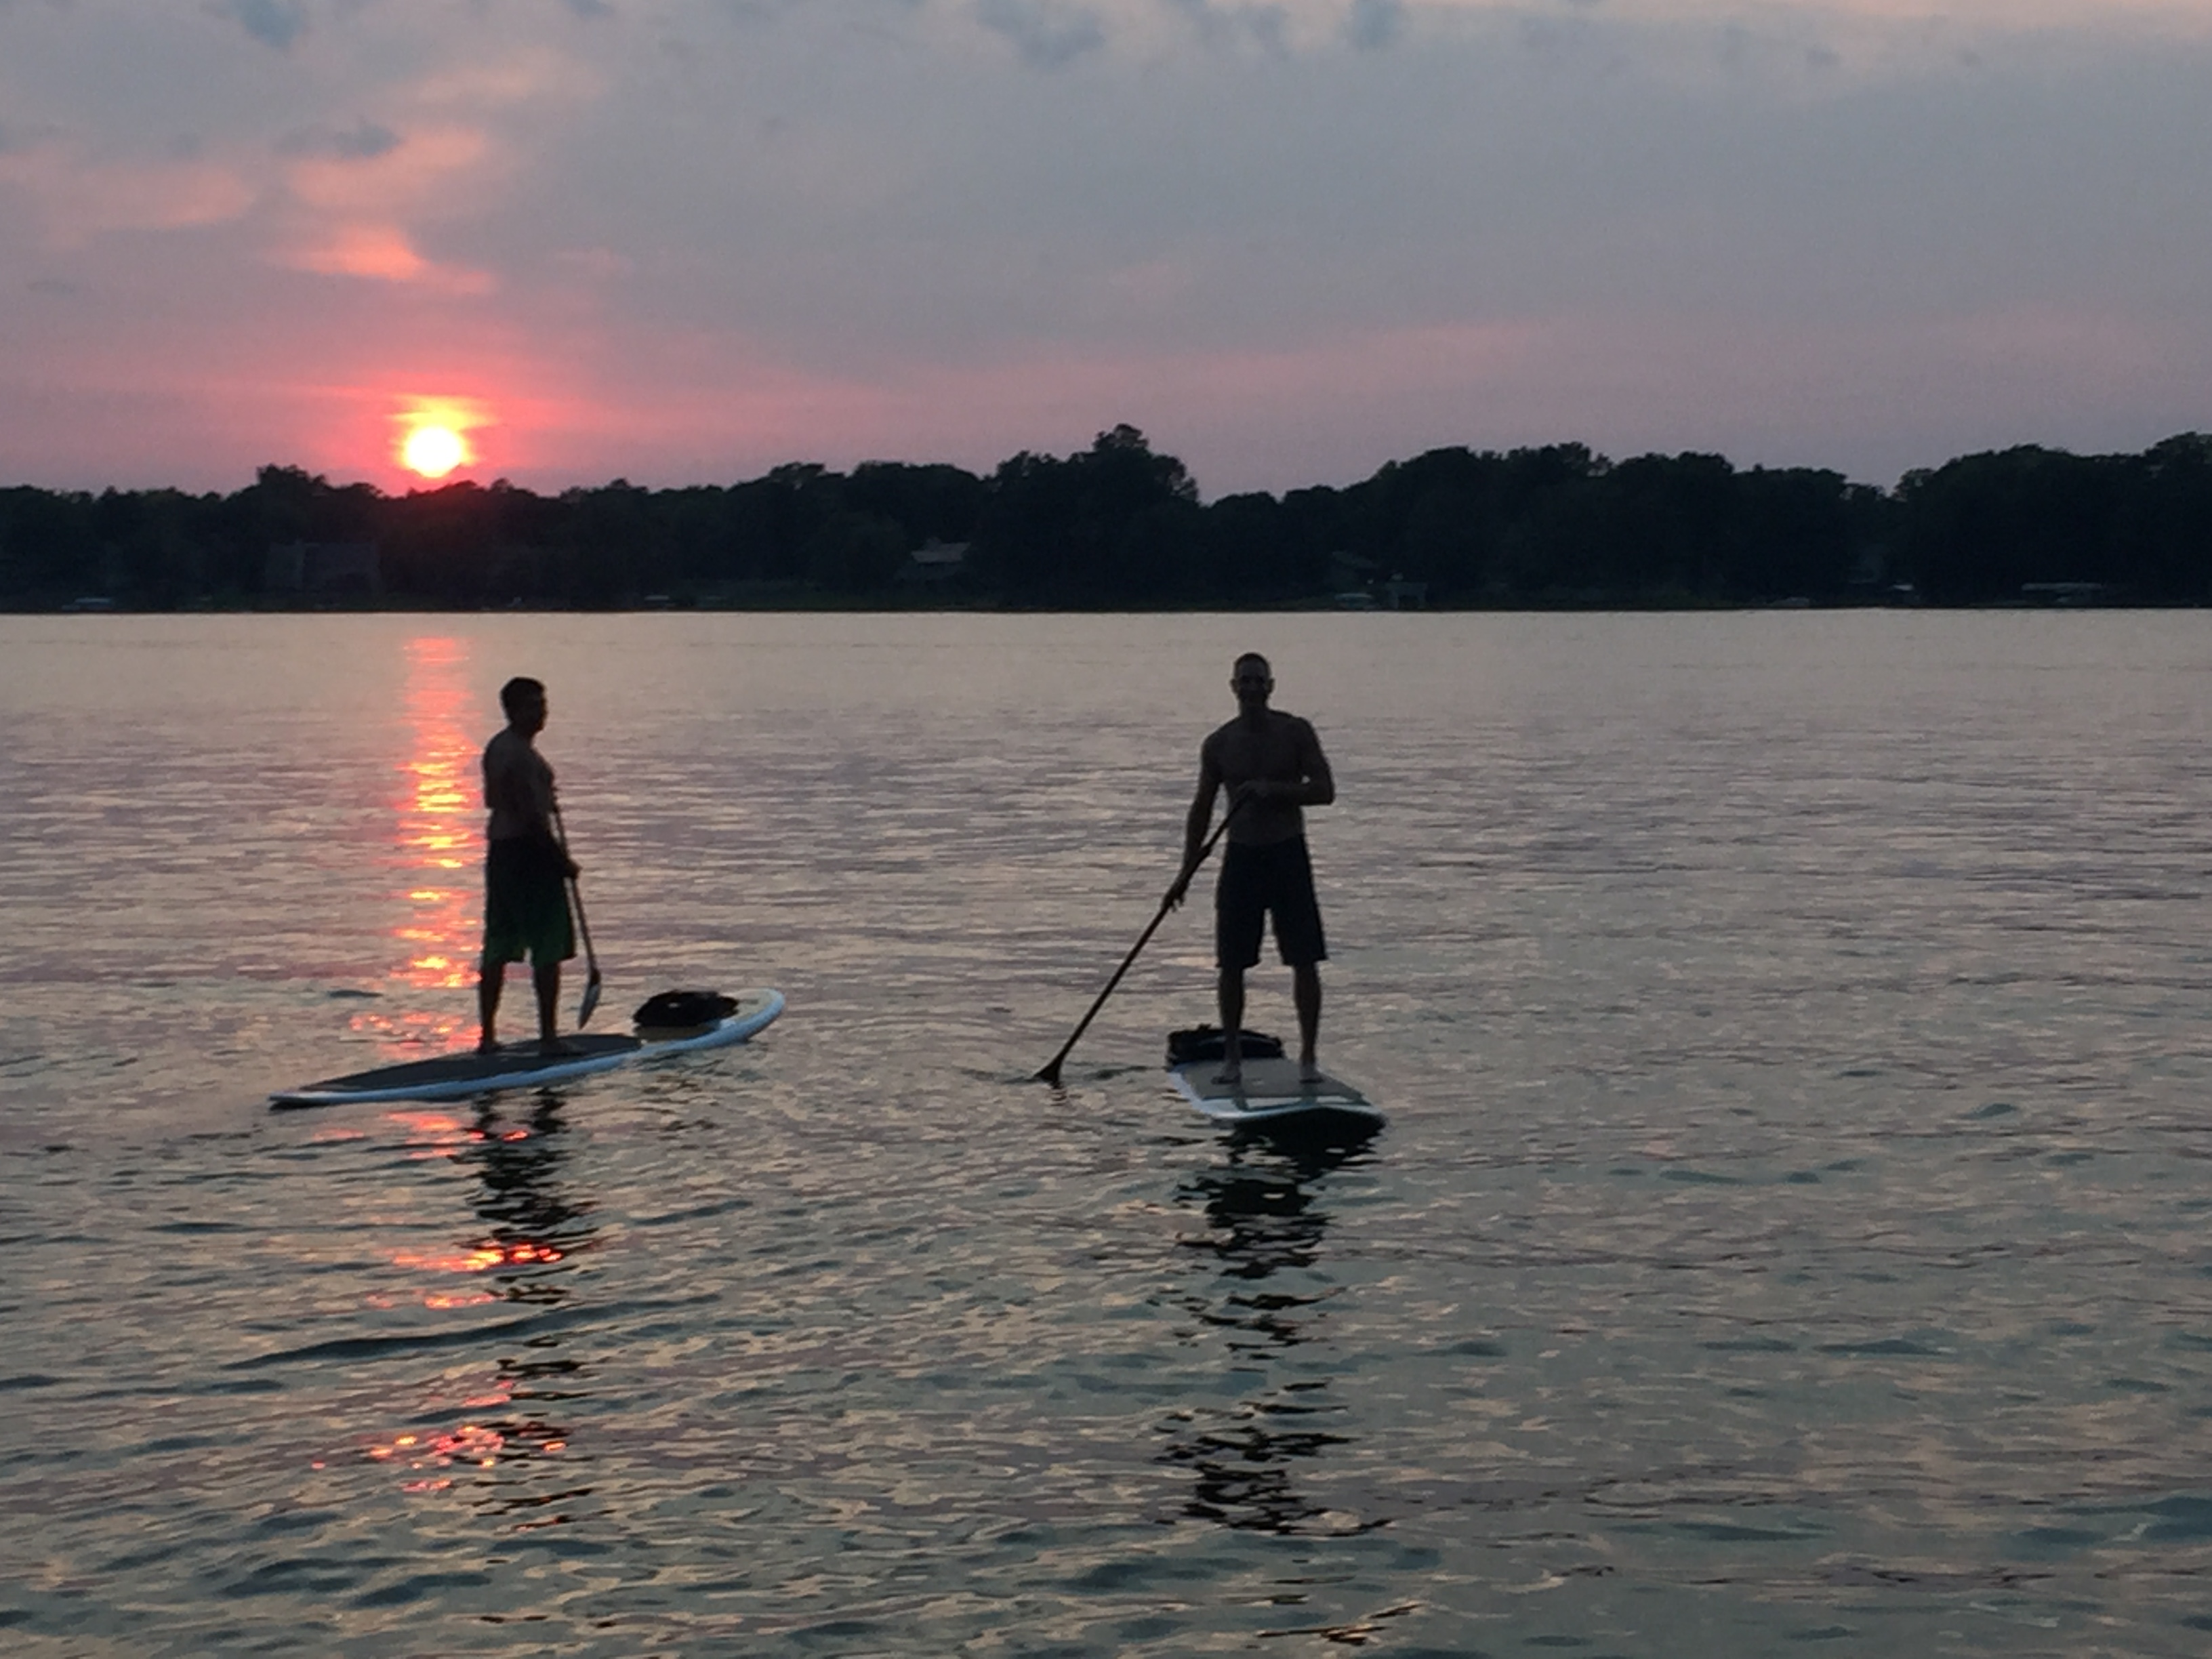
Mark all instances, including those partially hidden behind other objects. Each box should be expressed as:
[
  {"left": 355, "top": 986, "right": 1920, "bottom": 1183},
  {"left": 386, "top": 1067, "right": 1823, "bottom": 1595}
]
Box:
[{"left": 1036, "top": 794, "right": 1246, "bottom": 1085}]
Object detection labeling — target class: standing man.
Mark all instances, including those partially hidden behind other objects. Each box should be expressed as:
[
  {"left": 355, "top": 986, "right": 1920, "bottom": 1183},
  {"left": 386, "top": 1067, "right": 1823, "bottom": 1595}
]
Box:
[
  {"left": 1167, "top": 651, "right": 1336, "bottom": 1085},
  {"left": 478, "top": 676, "right": 577, "bottom": 1054}
]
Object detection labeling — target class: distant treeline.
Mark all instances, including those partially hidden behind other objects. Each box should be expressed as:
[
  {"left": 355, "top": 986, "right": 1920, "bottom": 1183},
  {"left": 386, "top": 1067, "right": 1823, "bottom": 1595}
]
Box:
[{"left": 5, "top": 424, "right": 2210, "bottom": 609}]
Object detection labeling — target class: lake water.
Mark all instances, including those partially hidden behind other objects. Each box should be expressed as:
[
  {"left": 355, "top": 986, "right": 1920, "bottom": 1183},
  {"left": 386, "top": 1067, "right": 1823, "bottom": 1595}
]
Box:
[{"left": 3, "top": 610, "right": 2211, "bottom": 1656}]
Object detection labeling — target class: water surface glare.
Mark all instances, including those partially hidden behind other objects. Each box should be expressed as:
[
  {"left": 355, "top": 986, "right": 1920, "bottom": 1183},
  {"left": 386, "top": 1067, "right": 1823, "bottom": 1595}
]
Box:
[{"left": 4, "top": 611, "right": 2212, "bottom": 1656}]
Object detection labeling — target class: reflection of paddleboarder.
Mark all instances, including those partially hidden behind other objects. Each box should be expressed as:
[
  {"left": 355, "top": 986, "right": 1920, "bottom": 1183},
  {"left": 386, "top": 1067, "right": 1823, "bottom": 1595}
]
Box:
[
  {"left": 1161, "top": 1142, "right": 1359, "bottom": 1534},
  {"left": 478, "top": 676, "right": 578, "bottom": 1054},
  {"left": 1167, "top": 652, "right": 1335, "bottom": 1086}
]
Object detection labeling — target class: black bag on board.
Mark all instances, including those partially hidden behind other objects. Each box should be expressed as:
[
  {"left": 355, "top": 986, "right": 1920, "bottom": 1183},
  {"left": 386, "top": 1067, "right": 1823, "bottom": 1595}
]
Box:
[
  {"left": 1166, "top": 1025, "right": 1286, "bottom": 1065},
  {"left": 633, "top": 989, "right": 738, "bottom": 1028}
]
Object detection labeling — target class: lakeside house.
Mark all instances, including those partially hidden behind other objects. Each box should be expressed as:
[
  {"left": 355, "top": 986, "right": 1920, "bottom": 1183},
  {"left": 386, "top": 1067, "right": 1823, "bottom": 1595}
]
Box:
[
  {"left": 264, "top": 541, "right": 381, "bottom": 597},
  {"left": 2020, "top": 581, "right": 2112, "bottom": 606},
  {"left": 1382, "top": 577, "right": 1428, "bottom": 609},
  {"left": 899, "top": 537, "right": 970, "bottom": 586}
]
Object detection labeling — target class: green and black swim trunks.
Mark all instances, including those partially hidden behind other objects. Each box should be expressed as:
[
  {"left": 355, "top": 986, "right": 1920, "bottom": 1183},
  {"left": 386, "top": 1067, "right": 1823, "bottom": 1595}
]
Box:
[{"left": 482, "top": 836, "right": 575, "bottom": 968}]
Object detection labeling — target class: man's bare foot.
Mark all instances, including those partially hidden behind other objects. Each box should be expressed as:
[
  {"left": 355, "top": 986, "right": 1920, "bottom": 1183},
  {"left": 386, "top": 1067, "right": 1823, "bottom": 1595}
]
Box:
[
  {"left": 1299, "top": 1057, "right": 1322, "bottom": 1085},
  {"left": 477, "top": 1036, "right": 499, "bottom": 1055},
  {"left": 1212, "top": 1063, "right": 1244, "bottom": 1090}
]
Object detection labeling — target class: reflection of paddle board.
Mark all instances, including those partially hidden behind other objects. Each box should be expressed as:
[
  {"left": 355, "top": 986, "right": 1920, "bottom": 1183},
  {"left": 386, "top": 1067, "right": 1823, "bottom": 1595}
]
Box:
[
  {"left": 270, "top": 989, "right": 784, "bottom": 1108},
  {"left": 1168, "top": 1054, "right": 1385, "bottom": 1132}
]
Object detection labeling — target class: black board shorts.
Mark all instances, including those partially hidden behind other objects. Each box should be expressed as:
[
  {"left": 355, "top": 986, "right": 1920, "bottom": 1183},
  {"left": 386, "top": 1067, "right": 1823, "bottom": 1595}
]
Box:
[
  {"left": 1216, "top": 838, "right": 1326, "bottom": 970},
  {"left": 483, "top": 837, "right": 575, "bottom": 968}
]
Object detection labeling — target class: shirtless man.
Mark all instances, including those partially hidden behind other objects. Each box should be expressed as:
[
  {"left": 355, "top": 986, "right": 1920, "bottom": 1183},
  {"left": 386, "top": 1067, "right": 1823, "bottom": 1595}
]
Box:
[
  {"left": 478, "top": 676, "right": 578, "bottom": 1054},
  {"left": 1166, "top": 652, "right": 1336, "bottom": 1086}
]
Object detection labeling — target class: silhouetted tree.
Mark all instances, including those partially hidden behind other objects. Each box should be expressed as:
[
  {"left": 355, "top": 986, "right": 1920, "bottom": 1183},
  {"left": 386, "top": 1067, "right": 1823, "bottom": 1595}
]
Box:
[
  {"left": 1897, "top": 447, "right": 2127, "bottom": 602},
  {"left": 972, "top": 425, "right": 1200, "bottom": 603},
  {"left": 7, "top": 431, "right": 2209, "bottom": 611}
]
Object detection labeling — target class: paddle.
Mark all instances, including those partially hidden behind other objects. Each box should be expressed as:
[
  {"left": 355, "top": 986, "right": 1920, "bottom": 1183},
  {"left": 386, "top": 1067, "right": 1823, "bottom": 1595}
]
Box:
[
  {"left": 551, "top": 802, "right": 602, "bottom": 1028},
  {"left": 1034, "top": 794, "right": 1246, "bottom": 1087}
]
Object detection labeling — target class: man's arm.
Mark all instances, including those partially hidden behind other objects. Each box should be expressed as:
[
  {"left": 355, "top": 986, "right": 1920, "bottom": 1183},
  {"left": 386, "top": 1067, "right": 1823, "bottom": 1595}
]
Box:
[
  {"left": 1166, "top": 745, "right": 1223, "bottom": 907},
  {"left": 1290, "top": 718, "right": 1334, "bottom": 807},
  {"left": 536, "top": 763, "right": 581, "bottom": 877}
]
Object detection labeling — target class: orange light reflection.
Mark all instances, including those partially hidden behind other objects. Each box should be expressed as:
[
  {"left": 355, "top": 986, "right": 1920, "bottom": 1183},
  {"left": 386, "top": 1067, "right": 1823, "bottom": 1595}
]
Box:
[
  {"left": 349, "top": 637, "right": 480, "bottom": 1055},
  {"left": 382, "top": 1109, "right": 476, "bottom": 1153},
  {"left": 355, "top": 1091, "right": 590, "bottom": 1494},
  {"left": 392, "top": 1240, "right": 567, "bottom": 1275},
  {"left": 365, "top": 1422, "right": 508, "bottom": 1469},
  {"left": 360, "top": 1393, "right": 573, "bottom": 1484}
]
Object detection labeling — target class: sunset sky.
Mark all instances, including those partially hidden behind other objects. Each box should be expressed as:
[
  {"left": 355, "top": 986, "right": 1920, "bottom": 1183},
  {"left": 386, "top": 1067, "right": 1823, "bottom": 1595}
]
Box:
[{"left": 2, "top": 0, "right": 2208, "bottom": 495}]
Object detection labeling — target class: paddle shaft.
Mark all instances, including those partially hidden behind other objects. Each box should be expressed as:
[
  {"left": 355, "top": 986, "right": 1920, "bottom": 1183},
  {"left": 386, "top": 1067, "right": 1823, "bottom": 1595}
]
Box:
[
  {"left": 551, "top": 801, "right": 602, "bottom": 1026},
  {"left": 1035, "top": 794, "right": 1246, "bottom": 1086}
]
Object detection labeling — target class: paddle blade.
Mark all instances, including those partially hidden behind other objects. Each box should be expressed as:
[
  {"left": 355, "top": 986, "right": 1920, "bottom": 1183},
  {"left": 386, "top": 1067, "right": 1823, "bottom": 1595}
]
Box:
[{"left": 577, "top": 970, "right": 602, "bottom": 1029}]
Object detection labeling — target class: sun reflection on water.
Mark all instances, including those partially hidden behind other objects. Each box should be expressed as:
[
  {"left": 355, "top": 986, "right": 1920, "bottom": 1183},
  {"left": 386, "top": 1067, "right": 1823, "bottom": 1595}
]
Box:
[
  {"left": 351, "top": 635, "right": 480, "bottom": 1054},
  {"left": 359, "top": 1094, "right": 595, "bottom": 1509}
]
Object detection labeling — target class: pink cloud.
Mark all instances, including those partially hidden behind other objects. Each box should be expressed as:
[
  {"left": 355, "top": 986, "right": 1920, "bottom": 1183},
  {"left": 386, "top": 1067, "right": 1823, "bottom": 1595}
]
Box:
[
  {"left": 282, "top": 222, "right": 495, "bottom": 293},
  {"left": 0, "top": 143, "right": 256, "bottom": 246}
]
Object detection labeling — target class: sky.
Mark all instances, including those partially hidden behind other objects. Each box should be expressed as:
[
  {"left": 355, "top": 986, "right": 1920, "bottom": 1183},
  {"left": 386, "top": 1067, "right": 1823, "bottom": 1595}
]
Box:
[{"left": 1, "top": 0, "right": 2209, "bottom": 497}]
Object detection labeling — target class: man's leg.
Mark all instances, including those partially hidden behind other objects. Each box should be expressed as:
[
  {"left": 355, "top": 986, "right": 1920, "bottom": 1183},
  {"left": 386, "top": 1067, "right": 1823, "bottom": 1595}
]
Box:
[
  {"left": 1292, "top": 962, "right": 1322, "bottom": 1082},
  {"left": 1273, "top": 840, "right": 1326, "bottom": 1083},
  {"left": 1215, "top": 843, "right": 1262, "bottom": 1087},
  {"left": 533, "top": 960, "right": 564, "bottom": 1052},
  {"left": 478, "top": 958, "right": 504, "bottom": 1052},
  {"left": 1216, "top": 966, "right": 1246, "bottom": 1084}
]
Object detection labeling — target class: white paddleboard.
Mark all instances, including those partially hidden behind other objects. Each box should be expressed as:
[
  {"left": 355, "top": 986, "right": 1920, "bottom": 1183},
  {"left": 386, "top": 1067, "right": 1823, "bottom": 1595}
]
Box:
[
  {"left": 271, "top": 989, "right": 785, "bottom": 1108},
  {"left": 1168, "top": 1054, "right": 1385, "bottom": 1130}
]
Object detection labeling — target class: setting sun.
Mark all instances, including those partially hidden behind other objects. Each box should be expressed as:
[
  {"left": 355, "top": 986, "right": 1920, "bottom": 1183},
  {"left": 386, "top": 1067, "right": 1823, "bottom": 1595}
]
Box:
[
  {"left": 402, "top": 424, "right": 469, "bottom": 480},
  {"left": 391, "top": 396, "right": 492, "bottom": 484},
  {"left": 403, "top": 429, "right": 471, "bottom": 480}
]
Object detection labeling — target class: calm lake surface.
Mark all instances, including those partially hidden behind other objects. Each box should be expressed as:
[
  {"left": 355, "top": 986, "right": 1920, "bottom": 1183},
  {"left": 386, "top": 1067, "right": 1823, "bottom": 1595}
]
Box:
[{"left": 3, "top": 611, "right": 2211, "bottom": 1656}]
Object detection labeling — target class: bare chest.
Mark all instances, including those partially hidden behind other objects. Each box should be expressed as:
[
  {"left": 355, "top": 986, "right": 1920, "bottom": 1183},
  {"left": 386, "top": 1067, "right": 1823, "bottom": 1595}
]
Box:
[{"left": 1212, "top": 720, "right": 1300, "bottom": 783}]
